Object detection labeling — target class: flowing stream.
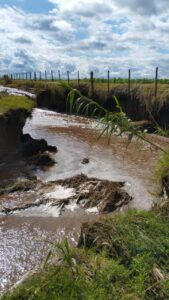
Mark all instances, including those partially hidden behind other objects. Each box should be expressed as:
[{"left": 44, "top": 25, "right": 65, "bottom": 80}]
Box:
[
  {"left": 0, "top": 88, "right": 167, "bottom": 293},
  {"left": 0, "top": 85, "right": 36, "bottom": 99}
]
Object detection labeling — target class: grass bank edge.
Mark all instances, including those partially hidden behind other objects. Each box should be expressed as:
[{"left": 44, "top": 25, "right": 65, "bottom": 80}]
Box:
[{"left": 0, "top": 94, "right": 35, "bottom": 116}]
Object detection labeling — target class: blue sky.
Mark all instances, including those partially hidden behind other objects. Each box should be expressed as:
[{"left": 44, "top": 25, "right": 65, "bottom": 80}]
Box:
[
  {"left": 0, "top": 0, "right": 54, "bottom": 13},
  {"left": 0, "top": 0, "right": 169, "bottom": 78}
]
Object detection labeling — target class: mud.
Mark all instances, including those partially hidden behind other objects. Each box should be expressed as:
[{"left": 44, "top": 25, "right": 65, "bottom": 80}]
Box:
[
  {"left": 21, "top": 134, "right": 57, "bottom": 157},
  {"left": 21, "top": 134, "right": 57, "bottom": 167},
  {"left": 78, "top": 221, "right": 111, "bottom": 249},
  {"left": 0, "top": 174, "right": 131, "bottom": 216},
  {"left": 0, "top": 109, "right": 31, "bottom": 160}
]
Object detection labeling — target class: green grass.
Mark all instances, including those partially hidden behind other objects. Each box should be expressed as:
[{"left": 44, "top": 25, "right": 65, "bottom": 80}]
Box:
[
  {"left": 0, "top": 79, "right": 61, "bottom": 93},
  {"left": 154, "top": 148, "right": 169, "bottom": 182},
  {"left": 0, "top": 95, "right": 35, "bottom": 115},
  {"left": 1, "top": 78, "right": 169, "bottom": 108},
  {"left": 152, "top": 148, "right": 169, "bottom": 215},
  {"left": 2, "top": 211, "right": 169, "bottom": 300}
]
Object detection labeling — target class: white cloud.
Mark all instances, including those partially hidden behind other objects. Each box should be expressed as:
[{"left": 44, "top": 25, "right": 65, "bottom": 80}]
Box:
[{"left": 0, "top": 1, "right": 169, "bottom": 78}]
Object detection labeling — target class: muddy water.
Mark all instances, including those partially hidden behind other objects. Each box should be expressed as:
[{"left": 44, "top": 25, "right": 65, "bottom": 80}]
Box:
[
  {"left": 24, "top": 109, "right": 161, "bottom": 209},
  {"left": 0, "top": 108, "right": 167, "bottom": 293},
  {"left": 0, "top": 85, "right": 35, "bottom": 99}
]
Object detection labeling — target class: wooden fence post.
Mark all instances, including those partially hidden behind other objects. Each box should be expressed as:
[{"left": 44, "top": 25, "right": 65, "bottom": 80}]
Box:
[
  {"left": 90, "top": 71, "right": 94, "bottom": 96},
  {"left": 39, "top": 71, "right": 42, "bottom": 81},
  {"left": 128, "top": 69, "right": 131, "bottom": 93},
  {"left": 108, "top": 70, "right": 110, "bottom": 93},
  {"left": 155, "top": 67, "right": 158, "bottom": 97},
  {"left": 45, "top": 71, "right": 47, "bottom": 81},
  {"left": 58, "top": 70, "right": 61, "bottom": 81},
  {"left": 78, "top": 71, "right": 80, "bottom": 87},
  {"left": 30, "top": 72, "right": 32, "bottom": 80},
  {"left": 67, "top": 71, "right": 70, "bottom": 84},
  {"left": 34, "top": 72, "right": 37, "bottom": 81},
  {"left": 51, "top": 70, "right": 54, "bottom": 81}
]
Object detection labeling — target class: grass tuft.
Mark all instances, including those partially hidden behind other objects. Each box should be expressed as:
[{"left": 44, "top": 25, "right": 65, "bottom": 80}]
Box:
[{"left": 0, "top": 95, "right": 35, "bottom": 115}]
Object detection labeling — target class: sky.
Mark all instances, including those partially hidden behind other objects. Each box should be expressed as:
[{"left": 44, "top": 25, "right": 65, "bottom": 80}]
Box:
[{"left": 0, "top": 0, "right": 169, "bottom": 78}]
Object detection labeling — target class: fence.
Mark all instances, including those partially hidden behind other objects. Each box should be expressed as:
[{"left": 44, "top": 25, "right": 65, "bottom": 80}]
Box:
[{"left": 0, "top": 67, "right": 160, "bottom": 97}]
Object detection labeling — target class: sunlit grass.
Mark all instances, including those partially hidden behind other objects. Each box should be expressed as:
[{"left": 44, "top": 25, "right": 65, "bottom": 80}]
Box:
[{"left": 0, "top": 95, "right": 35, "bottom": 115}]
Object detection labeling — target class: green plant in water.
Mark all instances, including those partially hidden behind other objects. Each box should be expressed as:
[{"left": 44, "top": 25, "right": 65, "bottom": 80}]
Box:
[{"left": 60, "top": 81, "right": 166, "bottom": 153}]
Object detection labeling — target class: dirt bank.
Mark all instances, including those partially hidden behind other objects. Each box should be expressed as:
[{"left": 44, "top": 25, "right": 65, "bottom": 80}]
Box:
[
  {"left": 0, "top": 110, "right": 57, "bottom": 168},
  {"left": 0, "top": 109, "right": 31, "bottom": 160},
  {"left": 36, "top": 83, "right": 169, "bottom": 130},
  {"left": 1, "top": 80, "right": 169, "bottom": 129}
]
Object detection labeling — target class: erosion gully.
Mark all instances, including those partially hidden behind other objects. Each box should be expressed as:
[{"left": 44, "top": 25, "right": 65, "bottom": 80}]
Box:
[{"left": 0, "top": 87, "right": 168, "bottom": 293}]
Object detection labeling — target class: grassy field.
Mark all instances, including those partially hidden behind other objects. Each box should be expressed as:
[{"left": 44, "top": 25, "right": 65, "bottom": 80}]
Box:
[
  {"left": 0, "top": 94, "right": 35, "bottom": 115},
  {"left": 1, "top": 78, "right": 169, "bottom": 105},
  {"left": 1, "top": 210, "right": 169, "bottom": 300}
]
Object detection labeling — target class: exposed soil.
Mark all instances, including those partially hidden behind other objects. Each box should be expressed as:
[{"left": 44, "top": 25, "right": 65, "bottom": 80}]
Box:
[
  {"left": 78, "top": 221, "right": 112, "bottom": 249},
  {"left": 0, "top": 109, "right": 31, "bottom": 160},
  {"left": 0, "top": 174, "right": 132, "bottom": 215},
  {"left": 21, "top": 133, "right": 57, "bottom": 167},
  {"left": 36, "top": 83, "right": 169, "bottom": 129},
  {"left": 21, "top": 134, "right": 57, "bottom": 156},
  {"left": 55, "top": 174, "right": 131, "bottom": 213}
]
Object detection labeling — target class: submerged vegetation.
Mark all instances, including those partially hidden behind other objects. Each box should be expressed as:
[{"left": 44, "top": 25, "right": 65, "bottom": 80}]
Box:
[
  {"left": 2, "top": 211, "right": 169, "bottom": 300},
  {"left": 0, "top": 178, "right": 36, "bottom": 196}
]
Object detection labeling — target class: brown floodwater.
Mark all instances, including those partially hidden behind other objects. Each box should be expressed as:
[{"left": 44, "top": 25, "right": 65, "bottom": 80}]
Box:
[{"left": 0, "top": 108, "right": 168, "bottom": 293}]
